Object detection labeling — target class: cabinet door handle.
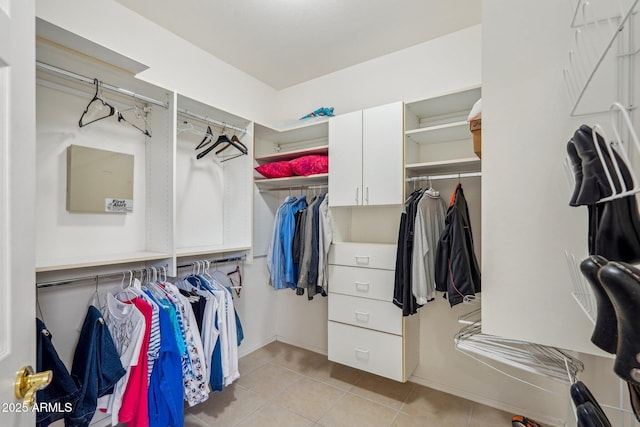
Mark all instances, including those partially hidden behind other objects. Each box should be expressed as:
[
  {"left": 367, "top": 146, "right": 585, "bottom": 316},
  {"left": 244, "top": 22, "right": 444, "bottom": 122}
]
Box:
[
  {"left": 355, "top": 348, "right": 370, "bottom": 360},
  {"left": 355, "top": 186, "right": 359, "bottom": 204},
  {"left": 355, "top": 255, "right": 370, "bottom": 265},
  {"left": 355, "top": 311, "right": 370, "bottom": 323},
  {"left": 365, "top": 186, "right": 369, "bottom": 204},
  {"left": 355, "top": 281, "right": 370, "bottom": 292}
]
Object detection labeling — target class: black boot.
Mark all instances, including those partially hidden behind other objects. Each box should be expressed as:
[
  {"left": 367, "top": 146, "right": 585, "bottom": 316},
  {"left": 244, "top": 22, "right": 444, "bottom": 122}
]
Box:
[
  {"left": 597, "top": 262, "right": 640, "bottom": 384},
  {"left": 567, "top": 139, "right": 584, "bottom": 207},
  {"left": 579, "top": 255, "right": 617, "bottom": 354},
  {"left": 594, "top": 196, "right": 640, "bottom": 264}
]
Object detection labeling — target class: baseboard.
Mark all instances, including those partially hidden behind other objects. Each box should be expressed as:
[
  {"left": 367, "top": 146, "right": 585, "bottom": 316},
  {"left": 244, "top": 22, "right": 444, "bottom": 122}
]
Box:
[
  {"left": 274, "top": 335, "right": 328, "bottom": 356},
  {"left": 237, "top": 335, "right": 277, "bottom": 358},
  {"left": 408, "top": 374, "right": 567, "bottom": 427}
]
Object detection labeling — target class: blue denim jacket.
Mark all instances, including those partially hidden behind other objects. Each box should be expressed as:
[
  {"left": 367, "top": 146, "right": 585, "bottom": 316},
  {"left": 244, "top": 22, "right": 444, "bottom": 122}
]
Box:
[
  {"left": 64, "top": 306, "right": 125, "bottom": 427},
  {"left": 36, "top": 318, "right": 81, "bottom": 427}
]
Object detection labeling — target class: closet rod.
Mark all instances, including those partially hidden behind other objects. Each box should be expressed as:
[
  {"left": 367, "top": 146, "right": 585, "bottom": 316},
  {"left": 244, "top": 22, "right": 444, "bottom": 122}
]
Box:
[
  {"left": 177, "top": 108, "right": 247, "bottom": 134},
  {"left": 35, "top": 267, "right": 157, "bottom": 290},
  {"left": 176, "top": 254, "right": 246, "bottom": 270},
  {"left": 406, "top": 172, "right": 482, "bottom": 183},
  {"left": 259, "top": 184, "right": 328, "bottom": 192},
  {"left": 36, "top": 61, "right": 169, "bottom": 109}
]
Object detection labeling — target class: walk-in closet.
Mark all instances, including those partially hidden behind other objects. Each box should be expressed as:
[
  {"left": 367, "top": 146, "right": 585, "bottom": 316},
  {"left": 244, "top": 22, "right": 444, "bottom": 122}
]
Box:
[{"left": 2, "top": 0, "right": 640, "bottom": 426}]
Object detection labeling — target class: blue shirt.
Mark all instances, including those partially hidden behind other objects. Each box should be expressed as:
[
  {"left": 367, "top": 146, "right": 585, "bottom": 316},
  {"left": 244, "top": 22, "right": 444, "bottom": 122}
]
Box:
[
  {"left": 268, "top": 197, "right": 296, "bottom": 289},
  {"left": 282, "top": 195, "right": 307, "bottom": 288}
]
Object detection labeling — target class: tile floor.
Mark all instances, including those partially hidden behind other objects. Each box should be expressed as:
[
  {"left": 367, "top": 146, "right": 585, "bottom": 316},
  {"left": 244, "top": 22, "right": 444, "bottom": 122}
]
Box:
[{"left": 185, "top": 341, "right": 515, "bottom": 427}]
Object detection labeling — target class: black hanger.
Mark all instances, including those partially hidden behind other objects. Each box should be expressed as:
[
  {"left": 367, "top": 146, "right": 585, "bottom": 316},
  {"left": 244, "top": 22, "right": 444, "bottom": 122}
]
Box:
[
  {"left": 79, "top": 79, "right": 115, "bottom": 128},
  {"left": 117, "top": 106, "right": 152, "bottom": 137},
  {"left": 195, "top": 126, "right": 214, "bottom": 150},
  {"left": 215, "top": 134, "right": 248, "bottom": 155},
  {"left": 197, "top": 131, "right": 248, "bottom": 160}
]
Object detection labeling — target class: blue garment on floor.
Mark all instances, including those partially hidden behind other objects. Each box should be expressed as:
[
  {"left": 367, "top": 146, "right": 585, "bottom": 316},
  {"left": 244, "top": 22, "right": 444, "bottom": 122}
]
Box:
[
  {"left": 64, "top": 306, "right": 125, "bottom": 427},
  {"left": 35, "top": 319, "right": 80, "bottom": 427}
]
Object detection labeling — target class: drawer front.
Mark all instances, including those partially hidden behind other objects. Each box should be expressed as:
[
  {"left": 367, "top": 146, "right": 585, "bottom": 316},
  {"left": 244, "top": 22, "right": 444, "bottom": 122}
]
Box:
[
  {"left": 328, "top": 265, "right": 394, "bottom": 301},
  {"left": 328, "top": 321, "right": 403, "bottom": 382},
  {"left": 329, "top": 294, "right": 402, "bottom": 335},
  {"left": 329, "top": 242, "right": 396, "bottom": 270}
]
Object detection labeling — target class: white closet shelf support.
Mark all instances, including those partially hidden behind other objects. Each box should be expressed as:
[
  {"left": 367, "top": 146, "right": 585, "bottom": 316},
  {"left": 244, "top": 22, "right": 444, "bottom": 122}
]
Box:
[{"left": 176, "top": 244, "right": 251, "bottom": 258}]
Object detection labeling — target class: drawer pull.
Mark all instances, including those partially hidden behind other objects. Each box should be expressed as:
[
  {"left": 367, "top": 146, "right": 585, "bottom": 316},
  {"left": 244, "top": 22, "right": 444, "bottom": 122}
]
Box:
[
  {"left": 355, "top": 348, "right": 370, "bottom": 360},
  {"left": 355, "top": 255, "right": 370, "bottom": 265},
  {"left": 354, "top": 281, "right": 370, "bottom": 292},
  {"left": 355, "top": 311, "right": 370, "bottom": 322}
]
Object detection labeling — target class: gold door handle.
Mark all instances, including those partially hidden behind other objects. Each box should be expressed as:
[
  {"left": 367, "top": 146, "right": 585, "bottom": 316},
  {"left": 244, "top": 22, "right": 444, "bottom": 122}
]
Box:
[{"left": 15, "top": 365, "right": 52, "bottom": 407}]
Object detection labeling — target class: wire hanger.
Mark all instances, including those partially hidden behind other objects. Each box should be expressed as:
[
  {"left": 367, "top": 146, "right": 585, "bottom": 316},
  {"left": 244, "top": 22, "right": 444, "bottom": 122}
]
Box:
[
  {"left": 117, "top": 104, "right": 152, "bottom": 137},
  {"left": 79, "top": 79, "right": 116, "bottom": 128}
]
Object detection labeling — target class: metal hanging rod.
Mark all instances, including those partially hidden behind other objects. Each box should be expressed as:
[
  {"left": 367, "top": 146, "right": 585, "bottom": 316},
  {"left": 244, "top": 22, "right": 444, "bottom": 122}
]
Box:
[
  {"left": 259, "top": 184, "right": 328, "bottom": 192},
  {"left": 36, "top": 61, "right": 169, "bottom": 109},
  {"left": 177, "top": 108, "right": 247, "bottom": 134},
  {"left": 176, "top": 254, "right": 246, "bottom": 270},
  {"left": 406, "top": 172, "right": 482, "bottom": 183},
  {"left": 36, "top": 266, "right": 161, "bottom": 289}
]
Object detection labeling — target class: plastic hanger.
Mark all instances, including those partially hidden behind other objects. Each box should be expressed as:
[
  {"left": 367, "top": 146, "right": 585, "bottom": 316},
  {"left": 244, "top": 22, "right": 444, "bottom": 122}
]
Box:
[
  {"left": 195, "top": 125, "right": 214, "bottom": 150},
  {"left": 216, "top": 133, "right": 248, "bottom": 155},
  {"left": 78, "top": 79, "right": 116, "bottom": 127},
  {"left": 197, "top": 128, "right": 248, "bottom": 160},
  {"left": 117, "top": 104, "right": 152, "bottom": 137}
]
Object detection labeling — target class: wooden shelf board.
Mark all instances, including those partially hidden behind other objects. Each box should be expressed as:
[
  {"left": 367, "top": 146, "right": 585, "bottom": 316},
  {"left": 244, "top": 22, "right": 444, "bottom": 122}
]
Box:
[
  {"left": 254, "top": 173, "right": 329, "bottom": 188},
  {"left": 176, "top": 244, "right": 251, "bottom": 257},
  {"left": 35, "top": 251, "right": 172, "bottom": 272},
  {"left": 255, "top": 145, "right": 328, "bottom": 163}
]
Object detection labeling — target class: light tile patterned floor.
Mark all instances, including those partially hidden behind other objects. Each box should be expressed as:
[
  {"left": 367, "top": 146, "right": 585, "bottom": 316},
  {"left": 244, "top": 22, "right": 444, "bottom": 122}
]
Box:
[{"left": 186, "top": 341, "right": 515, "bottom": 427}]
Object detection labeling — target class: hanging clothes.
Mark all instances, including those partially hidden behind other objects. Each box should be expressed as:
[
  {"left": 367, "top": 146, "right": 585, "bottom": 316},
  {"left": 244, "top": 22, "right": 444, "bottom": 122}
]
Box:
[
  {"left": 268, "top": 193, "right": 332, "bottom": 297},
  {"left": 435, "top": 183, "right": 481, "bottom": 307},
  {"left": 36, "top": 318, "right": 81, "bottom": 427},
  {"left": 393, "top": 189, "right": 425, "bottom": 316},
  {"left": 412, "top": 188, "right": 446, "bottom": 305},
  {"left": 65, "top": 306, "right": 125, "bottom": 427}
]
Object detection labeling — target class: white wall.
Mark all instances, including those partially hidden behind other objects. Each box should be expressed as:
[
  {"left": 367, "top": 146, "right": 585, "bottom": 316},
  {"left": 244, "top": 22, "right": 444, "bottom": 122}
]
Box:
[
  {"left": 482, "top": 0, "right": 639, "bottom": 424},
  {"left": 274, "top": 25, "right": 482, "bottom": 124},
  {"left": 35, "top": 0, "right": 277, "bottom": 126}
]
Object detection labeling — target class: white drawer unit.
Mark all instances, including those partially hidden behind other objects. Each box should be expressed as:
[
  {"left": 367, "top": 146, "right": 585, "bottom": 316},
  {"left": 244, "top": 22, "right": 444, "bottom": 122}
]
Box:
[
  {"left": 329, "top": 242, "right": 396, "bottom": 270},
  {"left": 328, "top": 321, "right": 404, "bottom": 381},
  {"left": 328, "top": 265, "right": 395, "bottom": 301},
  {"left": 327, "top": 242, "right": 420, "bottom": 383},
  {"left": 328, "top": 293, "right": 402, "bottom": 335}
]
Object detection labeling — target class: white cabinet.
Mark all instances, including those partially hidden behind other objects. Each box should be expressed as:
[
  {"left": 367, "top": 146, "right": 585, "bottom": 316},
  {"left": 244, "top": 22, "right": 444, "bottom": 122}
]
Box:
[
  {"left": 327, "top": 242, "right": 419, "bottom": 382},
  {"left": 329, "top": 102, "right": 403, "bottom": 207}
]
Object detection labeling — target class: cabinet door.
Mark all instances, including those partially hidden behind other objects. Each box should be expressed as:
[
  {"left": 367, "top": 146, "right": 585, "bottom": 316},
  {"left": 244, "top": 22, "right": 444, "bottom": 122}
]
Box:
[
  {"left": 329, "top": 110, "right": 363, "bottom": 207},
  {"left": 362, "top": 102, "right": 404, "bottom": 206}
]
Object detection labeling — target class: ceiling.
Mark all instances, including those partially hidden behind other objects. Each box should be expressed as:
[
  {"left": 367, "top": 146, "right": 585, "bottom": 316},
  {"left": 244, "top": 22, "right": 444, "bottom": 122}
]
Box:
[{"left": 115, "top": 0, "right": 481, "bottom": 90}]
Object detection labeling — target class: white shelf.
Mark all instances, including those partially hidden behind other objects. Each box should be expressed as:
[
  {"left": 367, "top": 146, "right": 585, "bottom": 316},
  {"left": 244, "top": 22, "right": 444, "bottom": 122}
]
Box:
[
  {"left": 35, "top": 251, "right": 172, "bottom": 272},
  {"left": 405, "top": 121, "right": 470, "bottom": 144},
  {"left": 406, "top": 157, "right": 480, "bottom": 170},
  {"left": 254, "top": 173, "right": 329, "bottom": 189},
  {"left": 176, "top": 244, "right": 251, "bottom": 258},
  {"left": 405, "top": 87, "right": 481, "bottom": 126},
  {"left": 254, "top": 120, "right": 329, "bottom": 145},
  {"left": 255, "top": 145, "right": 328, "bottom": 163}
]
